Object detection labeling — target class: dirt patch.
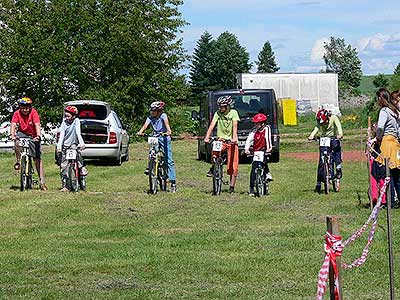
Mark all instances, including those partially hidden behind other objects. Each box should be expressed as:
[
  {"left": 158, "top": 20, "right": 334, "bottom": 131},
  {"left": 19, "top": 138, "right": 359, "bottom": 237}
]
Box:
[{"left": 283, "top": 150, "right": 366, "bottom": 162}]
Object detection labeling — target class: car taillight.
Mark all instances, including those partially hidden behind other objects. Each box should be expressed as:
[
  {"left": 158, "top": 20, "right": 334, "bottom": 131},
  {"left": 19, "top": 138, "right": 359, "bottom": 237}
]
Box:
[{"left": 109, "top": 132, "right": 117, "bottom": 144}]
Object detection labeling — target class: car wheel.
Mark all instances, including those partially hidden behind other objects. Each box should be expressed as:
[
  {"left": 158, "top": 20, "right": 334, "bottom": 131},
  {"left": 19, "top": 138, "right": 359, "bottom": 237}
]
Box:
[{"left": 124, "top": 147, "right": 130, "bottom": 162}]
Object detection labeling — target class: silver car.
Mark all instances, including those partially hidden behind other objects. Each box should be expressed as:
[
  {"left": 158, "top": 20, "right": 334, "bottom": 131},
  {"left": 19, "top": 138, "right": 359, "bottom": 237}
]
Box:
[{"left": 57, "top": 100, "right": 129, "bottom": 165}]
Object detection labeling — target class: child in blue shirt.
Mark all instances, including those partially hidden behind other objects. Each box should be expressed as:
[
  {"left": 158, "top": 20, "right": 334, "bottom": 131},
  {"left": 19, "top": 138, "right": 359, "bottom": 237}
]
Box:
[{"left": 137, "top": 101, "right": 176, "bottom": 192}]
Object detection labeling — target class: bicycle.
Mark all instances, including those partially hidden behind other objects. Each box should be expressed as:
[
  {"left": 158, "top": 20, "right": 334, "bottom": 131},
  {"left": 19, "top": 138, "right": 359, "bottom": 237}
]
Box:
[
  {"left": 64, "top": 144, "right": 86, "bottom": 192},
  {"left": 209, "top": 137, "right": 232, "bottom": 195},
  {"left": 314, "top": 137, "right": 340, "bottom": 194},
  {"left": 248, "top": 151, "right": 270, "bottom": 197},
  {"left": 143, "top": 134, "right": 168, "bottom": 194},
  {"left": 17, "top": 137, "right": 36, "bottom": 191}
]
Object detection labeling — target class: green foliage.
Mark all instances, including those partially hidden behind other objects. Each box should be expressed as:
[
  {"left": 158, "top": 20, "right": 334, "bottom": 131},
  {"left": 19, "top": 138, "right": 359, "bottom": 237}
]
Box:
[
  {"left": 0, "top": 0, "right": 187, "bottom": 125},
  {"left": 256, "top": 41, "right": 280, "bottom": 73},
  {"left": 189, "top": 31, "right": 251, "bottom": 95},
  {"left": 323, "top": 37, "right": 363, "bottom": 88},
  {"left": 390, "top": 74, "right": 400, "bottom": 91},
  {"left": 394, "top": 63, "right": 400, "bottom": 76},
  {"left": 372, "top": 73, "right": 389, "bottom": 89}
]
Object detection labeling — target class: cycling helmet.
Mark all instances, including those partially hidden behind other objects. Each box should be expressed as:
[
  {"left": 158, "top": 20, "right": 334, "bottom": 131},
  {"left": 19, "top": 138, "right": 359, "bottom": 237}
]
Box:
[
  {"left": 316, "top": 109, "right": 329, "bottom": 124},
  {"left": 252, "top": 113, "right": 267, "bottom": 123},
  {"left": 150, "top": 101, "right": 165, "bottom": 111},
  {"left": 217, "top": 95, "right": 233, "bottom": 107},
  {"left": 65, "top": 105, "right": 78, "bottom": 115},
  {"left": 18, "top": 97, "right": 33, "bottom": 106}
]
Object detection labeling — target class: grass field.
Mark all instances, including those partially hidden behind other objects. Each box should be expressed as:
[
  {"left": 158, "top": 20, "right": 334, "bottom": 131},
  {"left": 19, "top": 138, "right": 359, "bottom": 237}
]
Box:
[{"left": 0, "top": 138, "right": 399, "bottom": 299}]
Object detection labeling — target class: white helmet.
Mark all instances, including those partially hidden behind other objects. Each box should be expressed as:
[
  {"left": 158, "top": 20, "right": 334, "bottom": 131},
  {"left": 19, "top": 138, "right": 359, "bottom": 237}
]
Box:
[
  {"left": 217, "top": 95, "right": 233, "bottom": 107},
  {"left": 150, "top": 101, "right": 165, "bottom": 111}
]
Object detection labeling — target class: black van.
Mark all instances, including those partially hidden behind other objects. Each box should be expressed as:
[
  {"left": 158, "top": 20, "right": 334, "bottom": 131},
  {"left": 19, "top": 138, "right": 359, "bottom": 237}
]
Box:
[{"left": 193, "top": 89, "right": 280, "bottom": 163}]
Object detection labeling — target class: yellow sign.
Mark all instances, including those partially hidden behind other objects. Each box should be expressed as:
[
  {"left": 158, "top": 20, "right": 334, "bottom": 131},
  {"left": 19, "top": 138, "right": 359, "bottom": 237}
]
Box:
[{"left": 282, "top": 98, "right": 297, "bottom": 126}]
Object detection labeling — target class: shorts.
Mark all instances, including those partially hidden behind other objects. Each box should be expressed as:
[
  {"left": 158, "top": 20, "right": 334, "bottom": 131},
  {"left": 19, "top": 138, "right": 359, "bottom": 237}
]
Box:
[{"left": 16, "top": 132, "right": 41, "bottom": 159}]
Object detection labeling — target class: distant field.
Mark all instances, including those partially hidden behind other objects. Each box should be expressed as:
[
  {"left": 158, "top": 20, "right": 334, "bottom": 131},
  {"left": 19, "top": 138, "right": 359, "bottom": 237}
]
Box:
[{"left": 359, "top": 74, "right": 393, "bottom": 95}]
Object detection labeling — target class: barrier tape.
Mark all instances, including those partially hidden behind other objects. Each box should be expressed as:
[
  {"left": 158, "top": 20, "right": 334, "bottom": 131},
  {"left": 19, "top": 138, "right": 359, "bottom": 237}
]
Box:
[{"left": 316, "top": 177, "right": 390, "bottom": 299}]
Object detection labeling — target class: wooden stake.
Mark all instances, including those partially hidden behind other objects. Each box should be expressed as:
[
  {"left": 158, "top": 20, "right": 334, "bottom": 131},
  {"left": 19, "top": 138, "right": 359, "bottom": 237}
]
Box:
[
  {"left": 327, "top": 216, "right": 343, "bottom": 300},
  {"left": 384, "top": 158, "right": 395, "bottom": 300}
]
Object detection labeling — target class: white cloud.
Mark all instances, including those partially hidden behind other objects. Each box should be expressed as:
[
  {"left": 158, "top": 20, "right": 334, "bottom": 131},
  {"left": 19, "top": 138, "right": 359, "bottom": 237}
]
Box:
[{"left": 310, "top": 37, "right": 329, "bottom": 64}]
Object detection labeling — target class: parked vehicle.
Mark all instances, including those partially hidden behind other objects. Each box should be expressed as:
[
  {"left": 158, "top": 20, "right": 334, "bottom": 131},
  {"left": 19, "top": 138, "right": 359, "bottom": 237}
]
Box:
[
  {"left": 193, "top": 89, "right": 280, "bottom": 163},
  {"left": 55, "top": 100, "right": 129, "bottom": 165}
]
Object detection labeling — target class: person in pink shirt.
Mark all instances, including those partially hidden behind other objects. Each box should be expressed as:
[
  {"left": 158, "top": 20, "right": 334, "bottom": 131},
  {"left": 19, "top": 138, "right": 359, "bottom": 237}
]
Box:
[{"left": 10, "top": 97, "right": 47, "bottom": 191}]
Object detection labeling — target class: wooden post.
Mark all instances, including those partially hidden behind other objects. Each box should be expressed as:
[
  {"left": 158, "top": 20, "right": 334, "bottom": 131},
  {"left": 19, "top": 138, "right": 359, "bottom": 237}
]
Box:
[
  {"left": 384, "top": 158, "right": 395, "bottom": 300},
  {"left": 327, "top": 216, "right": 343, "bottom": 300}
]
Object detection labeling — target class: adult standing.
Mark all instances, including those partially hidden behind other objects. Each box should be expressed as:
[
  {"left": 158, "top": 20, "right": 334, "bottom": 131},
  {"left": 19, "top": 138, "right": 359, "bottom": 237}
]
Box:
[
  {"left": 10, "top": 97, "right": 48, "bottom": 191},
  {"left": 375, "top": 88, "right": 400, "bottom": 208}
]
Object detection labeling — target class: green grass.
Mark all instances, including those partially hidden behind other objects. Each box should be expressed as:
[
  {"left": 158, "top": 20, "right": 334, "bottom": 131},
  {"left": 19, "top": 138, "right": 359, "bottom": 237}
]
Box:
[{"left": 0, "top": 140, "right": 398, "bottom": 299}]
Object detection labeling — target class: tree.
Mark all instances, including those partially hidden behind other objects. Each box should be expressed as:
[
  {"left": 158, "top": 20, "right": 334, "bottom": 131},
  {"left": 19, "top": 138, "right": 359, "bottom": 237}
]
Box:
[
  {"left": 0, "top": 0, "right": 187, "bottom": 124},
  {"left": 209, "top": 32, "right": 251, "bottom": 90},
  {"left": 373, "top": 73, "right": 389, "bottom": 89},
  {"left": 390, "top": 63, "right": 400, "bottom": 91},
  {"left": 189, "top": 31, "right": 215, "bottom": 104},
  {"left": 394, "top": 63, "right": 400, "bottom": 76},
  {"left": 323, "top": 37, "right": 363, "bottom": 89},
  {"left": 256, "top": 41, "right": 279, "bottom": 73}
]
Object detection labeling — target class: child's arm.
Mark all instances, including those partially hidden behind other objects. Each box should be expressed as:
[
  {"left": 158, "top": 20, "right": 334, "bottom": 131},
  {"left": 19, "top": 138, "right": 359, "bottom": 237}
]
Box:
[
  {"left": 56, "top": 121, "right": 66, "bottom": 152},
  {"left": 75, "top": 119, "right": 85, "bottom": 148},
  {"left": 232, "top": 120, "right": 238, "bottom": 143},
  {"left": 204, "top": 114, "right": 218, "bottom": 143},
  {"left": 308, "top": 125, "right": 319, "bottom": 140},
  {"left": 244, "top": 132, "right": 254, "bottom": 154},
  {"left": 137, "top": 119, "right": 150, "bottom": 135},
  {"left": 264, "top": 126, "right": 272, "bottom": 153},
  {"left": 163, "top": 114, "right": 172, "bottom": 136}
]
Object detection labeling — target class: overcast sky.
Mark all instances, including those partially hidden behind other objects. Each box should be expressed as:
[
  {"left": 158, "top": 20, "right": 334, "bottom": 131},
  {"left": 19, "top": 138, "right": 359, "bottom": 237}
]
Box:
[{"left": 180, "top": 0, "right": 400, "bottom": 75}]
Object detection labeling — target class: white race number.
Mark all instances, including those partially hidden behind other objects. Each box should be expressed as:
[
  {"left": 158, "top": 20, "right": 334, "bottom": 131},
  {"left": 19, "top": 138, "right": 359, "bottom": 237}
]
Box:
[
  {"left": 66, "top": 149, "right": 77, "bottom": 160},
  {"left": 212, "top": 140, "right": 223, "bottom": 152},
  {"left": 148, "top": 137, "right": 159, "bottom": 145},
  {"left": 253, "top": 151, "right": 265, "bottom": 162},
  {"left": 319, "top": 137, "right": 331, "bottom": 147}
]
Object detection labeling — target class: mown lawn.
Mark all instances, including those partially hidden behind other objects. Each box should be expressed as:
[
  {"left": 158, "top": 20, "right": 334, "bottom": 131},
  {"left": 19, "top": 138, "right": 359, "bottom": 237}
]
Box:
[{"left": 0, "top": 140, "right": 398, "bottom": 299}]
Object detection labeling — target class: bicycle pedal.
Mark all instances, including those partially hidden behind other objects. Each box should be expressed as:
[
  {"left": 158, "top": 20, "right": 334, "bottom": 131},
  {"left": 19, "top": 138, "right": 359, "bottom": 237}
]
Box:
[{"left": 33, "top": 180, "right": 39, "bottom": 185}]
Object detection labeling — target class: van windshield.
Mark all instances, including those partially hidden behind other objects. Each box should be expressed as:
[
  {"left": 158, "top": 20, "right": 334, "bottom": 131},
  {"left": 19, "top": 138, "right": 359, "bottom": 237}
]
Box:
[{"left": 230, "top": 93, "right": 273, "bottom": 118}]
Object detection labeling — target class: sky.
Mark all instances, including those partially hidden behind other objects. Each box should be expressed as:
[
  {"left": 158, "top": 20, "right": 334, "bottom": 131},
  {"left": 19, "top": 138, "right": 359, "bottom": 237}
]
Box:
[{"left": 180, "top": 0, "right": 400, "bottom": 75}]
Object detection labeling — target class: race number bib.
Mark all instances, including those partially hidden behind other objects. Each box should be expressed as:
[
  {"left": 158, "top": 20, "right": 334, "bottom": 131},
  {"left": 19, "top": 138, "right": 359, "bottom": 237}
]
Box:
[
  {"left": 66, "top": 149, "right": 77, "bottom": 160},
  {"left": 148, "top": 137, "right": 159, "bottom": 145},
  {"left": 18, "top": 138, "right": 30, "bottom": 147},
  {"left": 212, "top": 140, "right": 223, "bottom": 152},
  {"left": 319, "top": 137, "right": 331, "bottom": 147},
  {"left": 253, "top": 151, "right": 265, "bottom": 162}
]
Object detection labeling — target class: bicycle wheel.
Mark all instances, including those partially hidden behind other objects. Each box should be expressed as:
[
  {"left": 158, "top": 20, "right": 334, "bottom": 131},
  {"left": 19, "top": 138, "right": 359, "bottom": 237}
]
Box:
[
  {"left": 212, "top": 158, "right": 223, "bottom": 195},
  {"left": 333, "top": 178, "right": 340, "bottom": 192},
  {"left": 148, "top": 159, "right": 158, "bottom": 194},
  {"left": 27, "top": 157, "right": 33, "bottom": 189},
  {"left": 79, "top": 176, "right": 87, "bottom": 191},
  {"left": 323, "top": 160, "right": 330, "bottom": 195},
  {"left": 255, "top": 168, "right": 265, "bottom": 197},
  {"left": 20, "top": 156, "right": 27, "bottom": 191},
  {"left": 67, "top": 162, "right": 79, "bottom": 192}
]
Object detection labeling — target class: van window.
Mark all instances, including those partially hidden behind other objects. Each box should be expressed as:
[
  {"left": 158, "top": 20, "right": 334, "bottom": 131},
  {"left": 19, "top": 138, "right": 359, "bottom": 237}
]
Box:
[{"left": 230, "top": 93, "right": 273, "bottom": 118}]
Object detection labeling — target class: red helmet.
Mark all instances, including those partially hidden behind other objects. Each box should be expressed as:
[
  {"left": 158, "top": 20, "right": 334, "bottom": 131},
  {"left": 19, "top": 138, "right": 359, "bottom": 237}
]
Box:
[
  {"left": 316, "top": 109, "right": 329, "bottom": 124},
  {"left": 65, "top": 105, "right": 78, "bottom": 115},
  {"left": 252, "top": 113, "right": 267, "bottom": 123}
]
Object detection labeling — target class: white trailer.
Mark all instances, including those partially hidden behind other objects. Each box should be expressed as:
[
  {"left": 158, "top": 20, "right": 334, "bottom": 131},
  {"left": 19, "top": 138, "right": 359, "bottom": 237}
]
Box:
[{"left": 236, "top": 73, "right": 339, "bottom": 114}]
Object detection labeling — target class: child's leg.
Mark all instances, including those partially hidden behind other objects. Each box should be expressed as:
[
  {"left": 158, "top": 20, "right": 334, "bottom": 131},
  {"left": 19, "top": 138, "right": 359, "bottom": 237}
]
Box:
[{"left": 249, "top": 162, "right": 257, "bottom": 191}]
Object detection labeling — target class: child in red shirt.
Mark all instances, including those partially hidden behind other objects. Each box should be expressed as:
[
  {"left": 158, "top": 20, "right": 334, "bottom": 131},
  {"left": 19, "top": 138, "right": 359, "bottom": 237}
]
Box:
[
  {"left": 10, "top": 97, "right": 47, "bottom": 190},
  {"left": 244, "top": 113, "right": 272, "bottom": 196}
]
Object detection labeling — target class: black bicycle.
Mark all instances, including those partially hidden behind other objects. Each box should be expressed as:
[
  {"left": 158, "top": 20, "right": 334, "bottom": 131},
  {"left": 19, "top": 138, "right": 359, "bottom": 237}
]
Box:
[
  {"left": 251, "top": 151, "right": 270, "bottom": 197},
  {"left": 315, "top": 137, "right": 340, "bottom": 194},
  {"left": 143, "top": 134, "right": 167, "bottom": 194},
  {"left": 18, "top": 137, "right": 35, "bottom": 191},
  {"left": 209, "top": 137, "right": 232, "bottom": 195},
  {"left": 64, "top": 145, "right": 86, "bottom": 192}
]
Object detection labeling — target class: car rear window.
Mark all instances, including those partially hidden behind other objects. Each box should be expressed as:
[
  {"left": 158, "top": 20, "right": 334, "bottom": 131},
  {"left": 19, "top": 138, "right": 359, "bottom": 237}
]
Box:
[{"left": 75, "top": 105, "right": 108, "bottom": 120}]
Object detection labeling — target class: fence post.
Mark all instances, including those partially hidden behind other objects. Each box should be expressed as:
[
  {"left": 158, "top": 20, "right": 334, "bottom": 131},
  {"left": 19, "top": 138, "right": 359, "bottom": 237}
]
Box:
[
  {"left": 384, "top": 158, "right": 395, "bottom": 300},
  {"left": 327, "top": 216, "right": 343, "bottom": 300}
]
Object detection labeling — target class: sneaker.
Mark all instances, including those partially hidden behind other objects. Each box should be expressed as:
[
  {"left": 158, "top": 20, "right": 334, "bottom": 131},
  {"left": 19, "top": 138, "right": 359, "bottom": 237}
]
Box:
[
  {"left": 265, "top": 172, "right": 273, "bottom": 181},
  {"left": 60, "top": 187, "right": 68, "bottom": 192},
  {"left": 171, "top": 184, "right": 177, "bottom": 193},
  {"left": 80, "top": 167, "right": 88, "bottom": 176},
  {"left": 144, "top": 168, "right": 149, "bottom": 175},
  {"left": 336, "top": 168, "right": 342, "bottom": 179},
  {"left": 229, "top": 186, "right": 235, "bottom": 194},
  {"left": 314, "top": 183, "right": 321, "bottom": 194},
  {"left": 206, "top": 167, "right": 214, "bottom": 177},
  {"left": 248, "top": 189, "right": 255, "bottom": 196},
  {"left": 40, "top": 184, "right": 48, "bottom": 191},
  {"left": 14, "top": 162, "right": 20, "bottom": 171}
]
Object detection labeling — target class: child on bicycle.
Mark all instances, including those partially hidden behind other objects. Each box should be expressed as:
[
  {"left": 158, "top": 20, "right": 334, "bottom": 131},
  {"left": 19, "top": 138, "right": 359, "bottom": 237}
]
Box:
[
  {"left": 244, "top": 113, "right": 272, "bottom": 196},
  {"left": 137, "top": 101, "right": 177, "bottom": 192},
  {"left": 308, "top": 108, "right": 343, "bottom": 193},
  {"left": 56, "top": 105, "right": 87, "bottom": 192},
  {"left": 10, "top": 97, "right": 48, "bottom": 191},
  {"left": 204, "top": 95, "right": 240, "bottom": 193}
]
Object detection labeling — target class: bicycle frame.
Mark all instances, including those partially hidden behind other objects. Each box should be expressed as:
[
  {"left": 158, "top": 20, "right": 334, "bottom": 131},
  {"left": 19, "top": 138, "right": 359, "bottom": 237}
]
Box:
[{"left": 18, "top": 138, "right": 34, "bottom": 191}]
